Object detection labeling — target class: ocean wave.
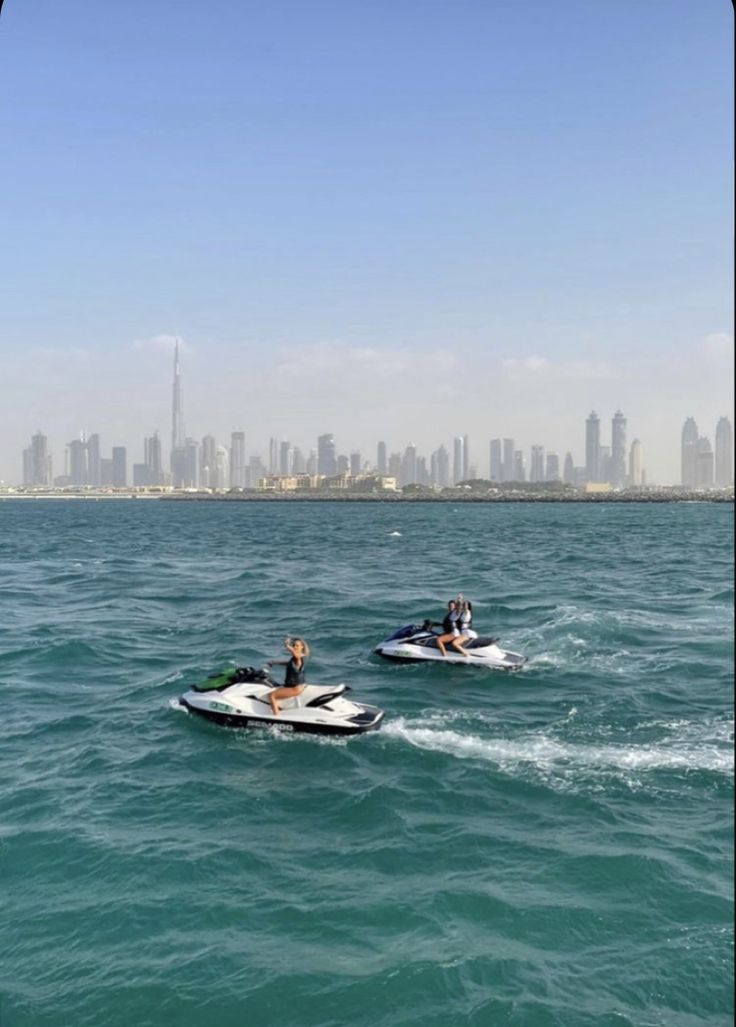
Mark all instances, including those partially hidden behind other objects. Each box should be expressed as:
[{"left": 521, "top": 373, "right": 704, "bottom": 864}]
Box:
[{"left": 384, "top": 717, "right": 734, "bottom": 780}]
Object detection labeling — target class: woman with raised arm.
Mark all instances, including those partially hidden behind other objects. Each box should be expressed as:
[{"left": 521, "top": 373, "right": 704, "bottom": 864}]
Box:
[{"left": 267, "top": 637, "right": 310, "bottom": 716}]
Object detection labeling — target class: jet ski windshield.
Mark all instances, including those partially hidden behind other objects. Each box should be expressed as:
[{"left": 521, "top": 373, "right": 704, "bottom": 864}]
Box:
[{"left": 385, "top": 624, "right": 424, "bottom": 642}]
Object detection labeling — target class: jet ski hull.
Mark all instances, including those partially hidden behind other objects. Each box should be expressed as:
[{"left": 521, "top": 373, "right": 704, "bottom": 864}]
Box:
[
  {"left": 375, "top": 627, "right": 527, "bottom": 670},
  {"left": 179, "top": 697, "right": 384, "bottom": 735},
  {"left": 178, "top": 670, "right": 384, "bottom": 736}
]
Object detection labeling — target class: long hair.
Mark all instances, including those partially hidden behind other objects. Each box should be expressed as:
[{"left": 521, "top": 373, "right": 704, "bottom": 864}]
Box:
[{"left": 293, "top": 638, "right": 310, "bottom": 658}]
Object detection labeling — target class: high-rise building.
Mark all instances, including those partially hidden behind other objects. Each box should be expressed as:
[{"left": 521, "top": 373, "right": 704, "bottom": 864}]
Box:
[
  {"left": 628, "top": 439, "right": 642, "bottom": 487},
  {"left": 22, "top": 431, "right": 52, "bottom": 486},
  {"left": 502, "top": 438, "right": 515, "bottom": 482},
  {"left": 87, "top": 433, "right": 101, "bottom": 487},
  {"left": 681, "top": 418, "right": 698, "bottom": 487},
  {"left": 68, "top": 437, "right": 88, "bottom": 486},
  {"left": 436, "top": 445, "right": 450, "bottom": 487},
  {"left": 318, "top": 434, "right": 337, "bottom": 476},
  {"left": 230, "top": 432, "right": 246, "bottom": 487},
  {"left": 611, "top": 410, "right": 627, "bottom": 487},
  {"left": 350, "top": 451, "right": 361, "bottom": 476},
  {"left": 462, "top": 434, "right": 469, "bottom": 482},
  {"left": 453, "top": 436, "right": 464, "bottom": 485},
  {"left": 563, "top": 452, "right": 575, "bottom": 485},
  {"left": 388, "top": 452, "right": 402, "bottom": 481},
  {"left": 696, "top": 437, "right": 714, "bottom": 489},
  {"left": 144, "top": 432, "right": 163, "bottom": 485},
  {"left": 546, "top": 452, "right": 560, "bottom": 482},
  {"left": 337, "top": 454, "right": 349, "bottom": 474},
  {"left": 530, "top": 445, "right": 545, "bottom": 483},
  {"left": 306, "top": 449, "right": 317, "bottom": 475},
  {"left": 184, "top": 439, "right": 199, "bottom": 487},
  {"left": 292, "top": 447, "right": 306, "bottom": 474},
  {"left": 171, "top": 339, "right": 183, "bottom": 470},
  {"left": 111, "top": 446, "right": 127, "bottom": 487},
  {"left": 201, "top": 435, "right": 217, "bottom": 488},
  {"left": 512, "top": 450, "right": 525, "bottom": 482},
  {"left": 216, "top": 445, "right": 229, "bottom": 489},
  {"left": 715, "top": 416, "right": 733, "bottom": 487},
  {"left": 489, "top": 439, "right": 502, "bottom": 482},
  {"left": 279, "top": 440, "right": 293, "bottom": 477},
  {"left": 402, "top": 444, "right": 417, "bottom": 486},
  {"left": 377, "top": 441, "right": 387, "bottom": 476},
  {"left": 585, "top": 412, "right": 600, "bottom": 483},
  {"left": 247, "top": 455, "right": 265, "bottom": 487}
]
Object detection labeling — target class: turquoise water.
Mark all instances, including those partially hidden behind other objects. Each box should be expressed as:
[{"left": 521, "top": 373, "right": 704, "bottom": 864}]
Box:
[{"left": 1, "top": 499, "right": 733, "bottom": 1027}]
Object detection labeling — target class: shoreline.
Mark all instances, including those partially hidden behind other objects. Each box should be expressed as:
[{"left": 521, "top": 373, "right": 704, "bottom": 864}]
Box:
[{"left": 1, "top": 490, "right": 733, "bottom": 504}]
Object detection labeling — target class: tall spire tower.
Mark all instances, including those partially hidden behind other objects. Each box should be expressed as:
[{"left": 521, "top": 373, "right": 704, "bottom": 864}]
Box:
[{"left": 171, "top": 339, "right": 183, "bottom": 464}]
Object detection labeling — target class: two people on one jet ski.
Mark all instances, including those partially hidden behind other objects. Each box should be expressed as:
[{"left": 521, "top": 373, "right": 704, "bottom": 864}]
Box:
[
  {"left": 434, "top": 599, "right": 471, "bottom": 657},
  {"left": 266, "top": 636, "right": 309, "bottom": 715}
]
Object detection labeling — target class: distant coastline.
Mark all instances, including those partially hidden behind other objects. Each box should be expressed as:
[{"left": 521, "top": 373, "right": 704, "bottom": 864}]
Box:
[{"left": 1, "top": 487, "right": 733, "bottom": 504}]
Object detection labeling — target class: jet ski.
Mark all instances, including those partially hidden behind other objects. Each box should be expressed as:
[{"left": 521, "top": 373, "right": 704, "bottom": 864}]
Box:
[
  {"left": 375, "top": 623, "right": 527, "bottom": 670},
  {"left": 178, "top": 666, "right": 384, "bottom": 736}
]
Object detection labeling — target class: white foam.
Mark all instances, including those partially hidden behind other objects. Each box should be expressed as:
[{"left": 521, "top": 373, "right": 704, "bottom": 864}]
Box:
[
  {"left": 388, "top": 531, "right": 402, "bottom": 537},
  {"left": 384, "top": 718, "right": 734, "bottom": 777}
]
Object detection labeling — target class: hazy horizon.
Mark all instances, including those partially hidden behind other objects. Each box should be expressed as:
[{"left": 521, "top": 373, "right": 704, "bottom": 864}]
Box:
[{"left": 1, "top": 0, "right": 733, "bottom": 484}]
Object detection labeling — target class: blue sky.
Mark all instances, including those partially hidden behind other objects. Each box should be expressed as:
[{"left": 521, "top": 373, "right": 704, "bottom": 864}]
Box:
[{"left": 0, "top": 0, "right": 732, "bottom": 482}]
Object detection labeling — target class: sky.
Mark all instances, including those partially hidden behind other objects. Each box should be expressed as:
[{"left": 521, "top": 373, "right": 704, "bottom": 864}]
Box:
[{"left": 0, "top": 0, "right": 733, "bottom": 484}]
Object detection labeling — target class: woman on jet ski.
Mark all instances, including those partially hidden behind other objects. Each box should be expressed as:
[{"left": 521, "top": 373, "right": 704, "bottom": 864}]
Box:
[
  {"left": 267, "top": 637, "right": 310, "bottom": 715},
  {"left": 458, "top": 598, "right": 476, "bottom": 640},
  {"left": 435, "top": 600, "right": 470, "bottom": 658}
]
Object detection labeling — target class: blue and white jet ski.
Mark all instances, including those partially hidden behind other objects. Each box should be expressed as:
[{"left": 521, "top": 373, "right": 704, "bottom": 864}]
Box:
[
  {"left": 178, "top": 666, "right": 384, "bottom": 736},
  {"left": 375, "top": 623, "right": 527, "bottom": 670}
]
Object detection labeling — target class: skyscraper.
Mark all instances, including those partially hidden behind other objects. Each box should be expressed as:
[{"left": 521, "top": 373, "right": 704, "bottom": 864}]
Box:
[
  {"left": 350, "top": 451, "right": 361, "bottom": 476},
  {"left": 318, "top": 434, "right": 337, "bottom": 476},
  {"left": 530, "top": 445, "right": 545, "bottom": 483},
  {"left": 68, "top": 437, "right": 88, "bottom": 486},
  {"left": 402, "top": 444, "right": 417, "bottom": 486},
  {"left": 87, "top": 433, "right": 101, "bottom": 487},
  {"left": 502, "top": 438, "right": 515, "bottom": 482},
  {"left": 628, "top": 439, "right": 642, "bottom": 487},
  {"left": 201, "top": 435, "right": 217, "bottom": 487},
  {"left": 696, "top": 437, "right": 714, "bottom": 489},
  {"left": 489, "top": 439, "right": 502, "bottom": 482},
  {"left": 144, "top": 432, "right": 163, "bottom": 485},
  {"left": 453, "top": 436, "right": 464, "bottom": 484},
  {"left": 611, "top": 410, "right": 627, "bottom": 487},
  {"left": 111, "top": 446, "right": 127, "bottom": 487},
  {"left": 230, "top": 432, "right": 246, "bottom": 487},
  {"left": 171, "top": 339, "right": 183, "bottom": 468},
  {"left": 585, "top": 412, "right": 600, "bottom": 483},
  {"left": 512, "top": 450, "right": 525, "bottom": 482},
  {"left": 268, "top": 437, "right": 279, "bottom": 474},
  {"left": 563, "top": 452, "right": 575, "bottom": 485},
  {"left": 279, "top": 440, "right": 293, "bottom": 476},
  {"left": 545, "top": 452, "right": 560, "bottom": 482},
  {"left": 681, "top": 418, "right": 698, "bottom": 487},
  {"left": 715, "top": 416, "right": 733, "bottom": 487},
  {"left": 436, "top": 445, "right": 450, "bottom": 487},
  {"left": 184, "top": 438, "right": 199, "bottom": 487},
  {"left": 22, "top": 431, "right": 52, "bottom": 486},
  {"left": 377, "top": 441, "right": 387, "bottom": 476},
  {"left": 462, "top": 434, "right": 469, "bottom": 482}
]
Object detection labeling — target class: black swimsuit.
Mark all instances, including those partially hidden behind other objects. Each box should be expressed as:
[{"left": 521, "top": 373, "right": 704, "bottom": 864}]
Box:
[{"left": 284, "top": 656, "right": 306, "bottom": 687}]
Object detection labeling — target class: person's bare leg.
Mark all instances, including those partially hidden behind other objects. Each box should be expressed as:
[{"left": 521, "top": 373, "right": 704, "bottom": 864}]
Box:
[
  {"left": 436, "top": 633, "right": 454, "bottom": 656},
  {"left": 451, "top": 635, "right": 470, "bottom": 657}
]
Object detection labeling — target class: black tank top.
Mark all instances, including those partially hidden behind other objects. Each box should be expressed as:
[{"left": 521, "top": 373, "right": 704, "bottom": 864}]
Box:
[{"left": 284, "top": 656, "right": 305, "bottom": 686}]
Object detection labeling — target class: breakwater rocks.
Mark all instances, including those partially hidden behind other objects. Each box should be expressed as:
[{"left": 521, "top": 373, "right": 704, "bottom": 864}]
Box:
[{"left": 3, "top": 486, "right": 733, "bottom": 503}]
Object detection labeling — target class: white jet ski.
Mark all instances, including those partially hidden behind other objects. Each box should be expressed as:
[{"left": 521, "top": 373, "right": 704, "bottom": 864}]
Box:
[
  {"left": 178, "top": 666, "right": 384, "bottom": 736},
  {"left": 375, "top": 623, "right": 527, "bottom": 670}
]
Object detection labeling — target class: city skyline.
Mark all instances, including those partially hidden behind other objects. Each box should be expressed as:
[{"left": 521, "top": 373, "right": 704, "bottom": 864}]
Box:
[
  {"left": 16, "top": 338, "right": 734, "bottom": 490},
  {"left": 0, "top": 2, "right": 732, "bottom": 485}
]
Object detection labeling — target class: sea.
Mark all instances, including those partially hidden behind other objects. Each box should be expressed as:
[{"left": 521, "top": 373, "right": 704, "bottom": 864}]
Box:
[{"left": 0, "top": 499, "right": 733, "bottom": 1027}]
